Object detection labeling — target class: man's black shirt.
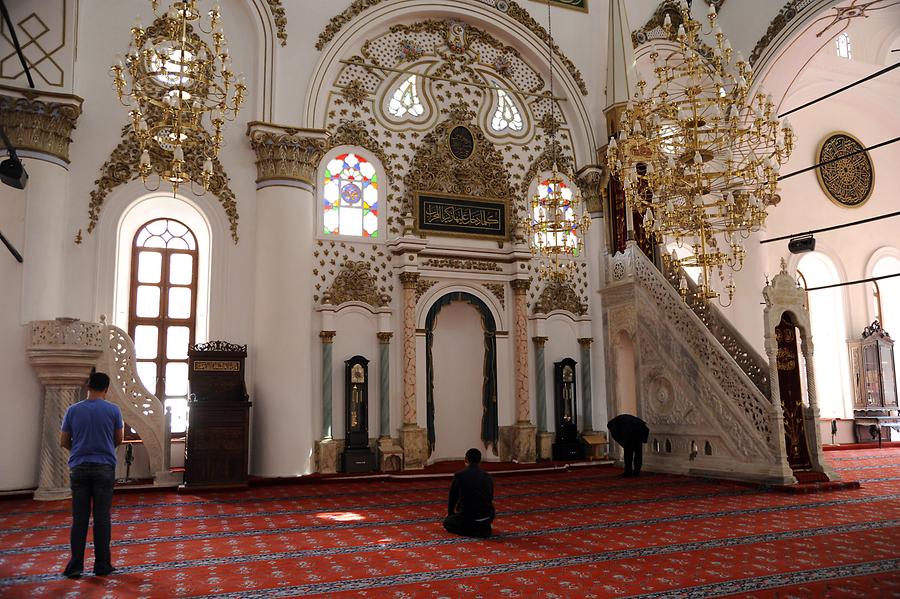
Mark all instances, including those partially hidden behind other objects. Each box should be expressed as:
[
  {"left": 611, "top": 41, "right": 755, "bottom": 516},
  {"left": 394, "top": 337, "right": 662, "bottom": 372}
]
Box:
[{"left": 448, "top": 464, "right": 495, "bottom": 520}]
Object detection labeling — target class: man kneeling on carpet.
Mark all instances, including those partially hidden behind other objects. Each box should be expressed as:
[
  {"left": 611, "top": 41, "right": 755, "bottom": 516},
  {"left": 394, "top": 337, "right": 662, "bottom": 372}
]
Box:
[{"left": 444, "top": 448, "right": 496, "bottom": 538}]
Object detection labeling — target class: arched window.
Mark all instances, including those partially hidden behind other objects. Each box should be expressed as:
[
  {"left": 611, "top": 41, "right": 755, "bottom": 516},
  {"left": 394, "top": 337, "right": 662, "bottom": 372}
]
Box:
[
  {"left": 797, "top": 252, "right": 852, "bottom": 418},
  {"left": 388, "top": 75, "right": 425, "bottom": 118},
  {"left": 835, "top": 33, "right": 852, "bottom": 59},
  {"left": 491, "top": 89, "right": 523, "bottom": 132},
  {"left": 532, "top": 177, "right": 579, "bottom": 255},
  {"left": 871, "top": 254, "right": 900, "bottom": 385},
  {"left": 129, "top": 218, "right": 199, "bottom": 433},
  {"left": 322, "top": 153, "right": 380, "bottom": 238}
]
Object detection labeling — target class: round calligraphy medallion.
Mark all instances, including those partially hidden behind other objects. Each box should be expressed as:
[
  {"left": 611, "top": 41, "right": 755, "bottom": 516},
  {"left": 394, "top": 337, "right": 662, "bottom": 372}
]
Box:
[
  {"left": 816, "top": 132, "right": 873, "bottom": 208},
  {"left": 340, "top": 182, "right": 362, "bottom": 205},
  {"left": 448, "top": 125, "right": 475, "bottom": 160}
]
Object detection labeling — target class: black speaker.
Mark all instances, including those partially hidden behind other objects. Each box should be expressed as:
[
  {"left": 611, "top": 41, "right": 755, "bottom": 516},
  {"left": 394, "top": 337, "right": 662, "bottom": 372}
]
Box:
[
  {"left": 788, "top": 235, "right": 815, "bottom": 254},
  {"left": 0, "top": 157, "right": 27, "bottom": 190}
]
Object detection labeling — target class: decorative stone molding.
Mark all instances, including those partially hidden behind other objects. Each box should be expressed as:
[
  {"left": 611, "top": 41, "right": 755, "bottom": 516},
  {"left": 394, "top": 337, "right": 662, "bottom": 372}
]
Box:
[
  {"left": 483, "top": 283, "right": 506, "bottom": 309},
  {"left": 422, "top": 258, "right": 502, "bottom": 272},
  {"left": 319, "top": 330, "right": 336, "bottom": 343},
  {"left": 377, "top": 331, "right": 394, "bottom": 342},
  {"left": 576, "top": 166, "right": 606, "bottom": 215},
  {"left": 399, "top": 271, "right": 420, "bottom": 289},
  {"left": 315, "top": 0, "right": 588, "bottom": 96},
  {"left": 535, "top": 280, "right": 586, "bottom": 315},
  {"left": 577, "top": 337, "right": 593, "bottom": 346},
  {"left": 326, "top": 260, "right": 387, "bottom": 307},
  {"left": 532, "top": 335, "right": 548, "bottom": 347},
  {"left": 246, "top": 121, "right": 329, "bottom": 187},
  {"left": 88, "top": 126, "right": 240, "bottom": 243},
  {"left": 0, "top": 85, "right": 83, "bottom": 164},
  {"left": 415, "top": 278, "right": 438, "bottom": 302},
  {"left": 748, "top": 0, "right": 815, "bottom": 66},
  {"left": 266, "top": 0, "right": 288, "bottom": 46},
  {"left": 511, "top": 278, "right": 531, "bottom": 294}
]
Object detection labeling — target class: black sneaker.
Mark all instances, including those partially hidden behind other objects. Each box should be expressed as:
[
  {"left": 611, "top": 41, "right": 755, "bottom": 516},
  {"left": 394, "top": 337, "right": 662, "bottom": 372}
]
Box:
[{"left": 63, "top": 570, "right": 82, "bottom": 579}]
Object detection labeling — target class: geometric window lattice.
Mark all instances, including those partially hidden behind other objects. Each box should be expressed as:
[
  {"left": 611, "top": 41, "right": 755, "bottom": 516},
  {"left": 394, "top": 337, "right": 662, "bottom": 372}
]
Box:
[
  {"left": 835, "top": 33, "right": 851, "bottom": 59},
  {"left": 816, "top": 133, "right": 873, "bottom": 208},
  {"left": 323, "top": 153, "right": 379, "bottom": 238},
  {"left": 388, "top": 74, "right": 425, "bottom": 118},
  {"left": 491, "top": 89, "right": 523, "bottom": 132},
  {"left": 533, "top": 178, "right": 578, "bottom": 255},
  {"left": 129, "top": 218, "right": 199, "bottom": 434}
]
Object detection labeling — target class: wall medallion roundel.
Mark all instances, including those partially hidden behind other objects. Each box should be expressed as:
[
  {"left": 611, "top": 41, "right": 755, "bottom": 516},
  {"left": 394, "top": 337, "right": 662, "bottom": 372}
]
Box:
[
  {"left": 816, "top": 132, "right": 873, "bottom": 207},
  {"left": 448, "top": 125, "right": 475, "bottom": 160}
]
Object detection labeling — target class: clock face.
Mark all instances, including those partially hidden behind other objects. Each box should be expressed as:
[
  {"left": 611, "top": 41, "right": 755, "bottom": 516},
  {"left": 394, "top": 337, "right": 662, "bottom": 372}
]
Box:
[
  {"left": 448, "top": 126, "right": 475, "bottom": 160},
  {"left": 816, "top": 133, "right": 874, "bottom": 208}
]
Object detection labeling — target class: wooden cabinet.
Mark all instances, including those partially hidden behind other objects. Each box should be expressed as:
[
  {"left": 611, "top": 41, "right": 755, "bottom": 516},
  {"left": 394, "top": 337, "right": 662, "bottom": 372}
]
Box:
[
  {"left": 183, "top": 341, "right": 251, "bottom": 489},
  {"left": 848, "top": 321, "right": 899, "bottom": 443}
]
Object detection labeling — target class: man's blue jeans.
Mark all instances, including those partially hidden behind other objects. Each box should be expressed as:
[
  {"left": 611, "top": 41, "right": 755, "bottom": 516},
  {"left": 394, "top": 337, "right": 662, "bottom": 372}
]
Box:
[{"left": 65, "top": 463, "right": 115, "bottom": 576}]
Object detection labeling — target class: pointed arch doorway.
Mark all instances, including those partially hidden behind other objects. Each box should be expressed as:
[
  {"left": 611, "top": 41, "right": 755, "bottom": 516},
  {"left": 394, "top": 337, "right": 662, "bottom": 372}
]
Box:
[{"left": 425, "top": 292, "right": 499, "bottom": 461}]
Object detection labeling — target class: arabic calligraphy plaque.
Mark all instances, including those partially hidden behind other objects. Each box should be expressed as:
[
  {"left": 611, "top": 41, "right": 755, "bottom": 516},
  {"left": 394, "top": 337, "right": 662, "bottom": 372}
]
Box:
[
  {"left": 448, "top": 126, "right": 475, "bottom": 160},
  {"left": 816, "top": 133, "right": 873, "bottom": 208},
  {"left": 414, "top": 192, "right": 507, "bottom": 239}
]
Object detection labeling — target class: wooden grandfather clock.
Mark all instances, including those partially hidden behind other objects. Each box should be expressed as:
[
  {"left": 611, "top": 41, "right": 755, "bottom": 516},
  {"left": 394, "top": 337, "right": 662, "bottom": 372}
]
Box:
[
  {"left": 341, "top": 355, "right": 376, "bottom": 472},
  {"left": 552, "top": 357, "right": 585, "bottom": 460},
  {"left": 848, "top": 321, "right": 899, "bottom": 443}
]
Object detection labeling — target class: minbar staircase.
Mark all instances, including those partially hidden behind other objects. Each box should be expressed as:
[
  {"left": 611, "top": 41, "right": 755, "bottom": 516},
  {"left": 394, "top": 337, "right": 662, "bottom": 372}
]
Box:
[{"left": 602, "top": 244, "right": 798, "bottom": 484}]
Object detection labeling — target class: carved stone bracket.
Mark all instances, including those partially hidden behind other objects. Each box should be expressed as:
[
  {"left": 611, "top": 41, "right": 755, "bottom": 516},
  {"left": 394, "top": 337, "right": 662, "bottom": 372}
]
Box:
[
  {"left": 247, "top": 121, "right": 329, "bottom": 187},
  {"left": 0, "top": 85, "right": 83, "bottom": 164},
  {"left": 535, "top": 280, "right": 586, "bottom": 316},
  {"left": 326, "top": 260, "right": 387, "bottom": 307},
  {"left": 88, "top": 126, "right": 241, "bottom": 243}
]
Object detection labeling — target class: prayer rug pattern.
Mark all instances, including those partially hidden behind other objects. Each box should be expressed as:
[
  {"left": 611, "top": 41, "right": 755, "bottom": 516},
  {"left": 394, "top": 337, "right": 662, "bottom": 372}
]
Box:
[{"left": 0, "top": 448, "right": 898, "bottom": 597}]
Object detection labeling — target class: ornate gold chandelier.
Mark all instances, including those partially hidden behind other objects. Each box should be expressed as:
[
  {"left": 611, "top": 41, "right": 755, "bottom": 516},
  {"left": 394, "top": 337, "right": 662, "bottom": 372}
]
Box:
[
  {"left": 529, "top": 0, "right": 590, "bottom": 282},
  {"left": 606, "top": 0, "right": 794, "bottom": 305},
  {"left": 111, "top": 0, "right": 245, "bottom": 194}
]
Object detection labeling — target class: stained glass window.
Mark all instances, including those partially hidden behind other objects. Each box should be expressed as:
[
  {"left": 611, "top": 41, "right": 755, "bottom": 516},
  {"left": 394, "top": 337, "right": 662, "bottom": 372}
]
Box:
[
  {"left": 323, "top": 153, "right": 379, "bottom": 238},
  {"left": 835, "top": 33, "right": 851, "bottom": 59},
  {"left": 533, "top": 178, "right": 578, "bottom": 255},
  {"left": 388, "top": 75, "right": 425, "bottom": 118},
  {"left": 491, "top": 90, "right": 524, "bottom": 132}
]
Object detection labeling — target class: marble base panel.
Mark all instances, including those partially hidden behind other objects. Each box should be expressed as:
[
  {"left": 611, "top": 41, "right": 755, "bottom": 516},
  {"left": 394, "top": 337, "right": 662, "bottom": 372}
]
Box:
[
  {"left": 512, "top": 423, "right": 537, "bottom": 463},
  {"left": 536, "top": 432, "right": 553, "bottom": 460},
  {"left": 377, "top": 437, "right": 404, "bottom": 472},
  {"left": 315, "top": 438, "right": 344, "bottom": 474},
  {"left": 399, "top": 425, "right": 428, "bottom": 470},
  {"left": 582, "top": 431, "right": 610, "bottom": 460}
]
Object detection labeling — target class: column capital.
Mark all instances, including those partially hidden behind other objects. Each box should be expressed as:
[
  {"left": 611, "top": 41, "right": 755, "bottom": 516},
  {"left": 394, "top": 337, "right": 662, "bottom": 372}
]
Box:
[
  {"left": 399, "top": 271, "right": 420, "bottom": 288},
  {"left": 0, "top": 85, "right": 84, "bottom": 165},
  {"left": 320, "top": 330, "right": 336, "bottom": 343},
  {"left": 377, "top": 332, "right": 394, "bottom": 343},
  {"left": 576, "top": 165, "right": 607, "bottom": 215},
  {"left": 246, "top": 121, "right": 329, "bottom": 188},
  {"left": 510, "top": 278, "right": 531, "bottom": 294},
  {"left": 577, "top": 337, "right": 593, "bottom": 347},
  {"left": 532, "top": 336, "right": 548, "bottom": 347}
]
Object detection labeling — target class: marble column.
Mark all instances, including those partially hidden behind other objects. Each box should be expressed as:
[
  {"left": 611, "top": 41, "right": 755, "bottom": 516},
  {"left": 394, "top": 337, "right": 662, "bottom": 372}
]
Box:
[
  {"left": 320, "top": 331, "right": 336, "bottom": 440},
  {"left": 248, "top": 122, "right": 328, "bottom": 476},
  {"left": 398, "top": 271, "right": 427, "bottom": 469},
  {"left": 27, "top": 319, "right": 105, "bottom": 500},
  {"left": 578, "top": 337, "right": 594, "bottom": 432},
  {"left": 533, "top": 336, "right": 552, "bottom": 459},
  {"left": 0, "top": 88, "right": 83, "bottom": 322},
  {"left": 510, "top": 279, "right": 536, "bottom": 462},
  {"left": 377, "top": 332, "right": 392, "bottom": 438}
]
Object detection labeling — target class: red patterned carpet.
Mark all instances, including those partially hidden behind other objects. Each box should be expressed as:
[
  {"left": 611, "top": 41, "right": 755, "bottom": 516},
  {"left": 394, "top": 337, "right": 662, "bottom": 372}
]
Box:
[{"left": 1, "top": 448, "right": 898, "bottom": 598}]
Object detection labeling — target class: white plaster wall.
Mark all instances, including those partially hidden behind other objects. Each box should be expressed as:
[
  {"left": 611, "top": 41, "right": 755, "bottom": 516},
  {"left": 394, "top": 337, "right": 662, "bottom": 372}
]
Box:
[
  {"left": 332, "top": 309, "right": 380, "bottom": 441},
  {"left": 0, "top": 184, "right": 41, "bottom": 491},
  {"left": 543, "top": 315, "right": 580, "bottom": 433},
  {"left": 430, "top": 301, "right": 486, "bottom": 461}
]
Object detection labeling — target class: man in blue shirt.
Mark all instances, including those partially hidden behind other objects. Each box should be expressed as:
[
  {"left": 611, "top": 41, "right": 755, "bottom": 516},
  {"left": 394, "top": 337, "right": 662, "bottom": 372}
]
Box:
[{"left": 60, "top": 372, "right": 123, "bottom": 578}]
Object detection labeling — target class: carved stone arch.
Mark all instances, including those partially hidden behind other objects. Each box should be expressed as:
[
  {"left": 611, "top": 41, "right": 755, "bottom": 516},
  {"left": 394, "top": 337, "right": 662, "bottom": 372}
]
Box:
[
  {"left": 404, "top": 103, "right": 515, "bottom": 216},
  {"left": 303, "top": 0, "right": 596, "bottom": 165}
]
